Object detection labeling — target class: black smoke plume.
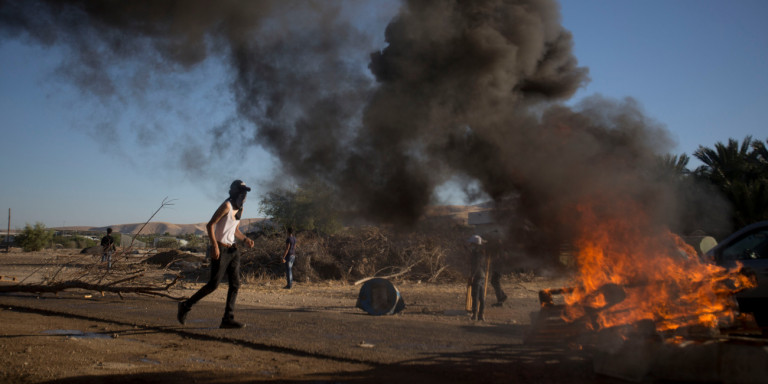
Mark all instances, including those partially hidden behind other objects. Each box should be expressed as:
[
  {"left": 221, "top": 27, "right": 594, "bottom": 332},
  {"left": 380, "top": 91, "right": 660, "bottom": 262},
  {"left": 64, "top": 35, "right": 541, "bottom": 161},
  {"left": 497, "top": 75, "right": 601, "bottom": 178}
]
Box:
[{"left": 1, "top": 0, "right": 694, "bottom": 257}]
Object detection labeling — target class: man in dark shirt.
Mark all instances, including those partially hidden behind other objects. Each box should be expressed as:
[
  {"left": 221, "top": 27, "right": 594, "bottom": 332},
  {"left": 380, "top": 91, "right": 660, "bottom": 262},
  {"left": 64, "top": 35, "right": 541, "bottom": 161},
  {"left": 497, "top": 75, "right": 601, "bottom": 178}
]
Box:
[
  {"left": 100, "top": 228, "right": 116, "bottom": 270},
  {"left": 282, "top": 227, "right": 297, "bottom": 289}
]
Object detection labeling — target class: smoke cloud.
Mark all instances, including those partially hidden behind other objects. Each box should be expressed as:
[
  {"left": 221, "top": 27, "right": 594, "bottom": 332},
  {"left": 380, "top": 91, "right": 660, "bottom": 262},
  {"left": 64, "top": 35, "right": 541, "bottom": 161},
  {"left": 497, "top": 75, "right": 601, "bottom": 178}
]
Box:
[{"left": 1, "top": 0, "right": 690, "bottom": 252}]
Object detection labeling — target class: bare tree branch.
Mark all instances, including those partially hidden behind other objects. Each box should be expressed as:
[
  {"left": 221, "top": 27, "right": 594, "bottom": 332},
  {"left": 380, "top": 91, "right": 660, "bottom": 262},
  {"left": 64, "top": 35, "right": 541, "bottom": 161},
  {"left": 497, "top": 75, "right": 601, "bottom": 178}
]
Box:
[
  {"left": 353, "top": 263, "right": 417, "bottom": 286},
  {"left": 0, "top": 198, "right": 181, "bottom": 299},
  {"left": 0, "top": 279, "right": 182, "bottom": 300}
]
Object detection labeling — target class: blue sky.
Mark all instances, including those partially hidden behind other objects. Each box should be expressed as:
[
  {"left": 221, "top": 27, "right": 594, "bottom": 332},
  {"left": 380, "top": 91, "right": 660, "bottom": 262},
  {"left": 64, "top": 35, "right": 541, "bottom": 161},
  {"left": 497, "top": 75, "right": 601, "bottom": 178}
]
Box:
[
  {"left": 1, "top": 0, "right": 766, "bottom": 229},
  {"left": 561, "top": 1, "right": 768, "bottom": 162}
]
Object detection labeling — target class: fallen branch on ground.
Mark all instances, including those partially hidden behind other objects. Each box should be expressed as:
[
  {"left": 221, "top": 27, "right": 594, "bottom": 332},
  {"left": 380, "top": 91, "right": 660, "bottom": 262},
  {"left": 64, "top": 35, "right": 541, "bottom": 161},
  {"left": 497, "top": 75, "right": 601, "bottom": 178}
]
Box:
[
  {"left": 0, "top": 277, "right": 181, "bottom": 300},
  {"left": 0, "top": 198, "right": 182, "bottom": 300}
]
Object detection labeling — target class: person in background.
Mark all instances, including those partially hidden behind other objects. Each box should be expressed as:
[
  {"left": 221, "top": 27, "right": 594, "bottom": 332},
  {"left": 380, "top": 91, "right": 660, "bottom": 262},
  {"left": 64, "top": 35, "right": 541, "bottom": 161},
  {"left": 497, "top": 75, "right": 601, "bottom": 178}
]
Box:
[
  {"left": 100, "top": 227, "right": 116, "bottom": 270},
  {"left": 177, "top": 180, "right": 255, "bottom": 329},
  {"left": 468, "top": 235, "right": 488, "bottom": 321},
  {"left": 281, "top": 227, "right": 297, "bottom": 289},
  {"left": 489, "top": 239, "right": 508, "bottom": 307}
]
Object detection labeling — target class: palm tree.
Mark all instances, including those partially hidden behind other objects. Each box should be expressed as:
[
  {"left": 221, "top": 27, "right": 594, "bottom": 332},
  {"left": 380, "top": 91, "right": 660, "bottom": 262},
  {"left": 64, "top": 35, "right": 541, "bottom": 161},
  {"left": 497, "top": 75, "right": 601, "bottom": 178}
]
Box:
[
  {"left": 693, "top": 136, "right": 756, "bottom": 186},
  {"left": 693, "top": 136, "right": 768, "bottom": 229},
  {"left": 657, "top": 153, "right": 690, "bottom": 180},
  {"left": 752, "top": 139, "right": 768, "bottom": 165}
]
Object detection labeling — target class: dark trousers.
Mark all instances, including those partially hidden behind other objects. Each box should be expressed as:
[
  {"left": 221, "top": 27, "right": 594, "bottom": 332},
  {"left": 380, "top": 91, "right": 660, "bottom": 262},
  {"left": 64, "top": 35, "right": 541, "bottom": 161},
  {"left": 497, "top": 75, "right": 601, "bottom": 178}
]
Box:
[
  {"left": 184, "top": 246, "right": 241, "bottom": 319},
  {"left": 471, "top": 277, "right": 485, "bottom": 319},
  {"left": 491, "top": 271, "right": 507, "bottom": 302}
]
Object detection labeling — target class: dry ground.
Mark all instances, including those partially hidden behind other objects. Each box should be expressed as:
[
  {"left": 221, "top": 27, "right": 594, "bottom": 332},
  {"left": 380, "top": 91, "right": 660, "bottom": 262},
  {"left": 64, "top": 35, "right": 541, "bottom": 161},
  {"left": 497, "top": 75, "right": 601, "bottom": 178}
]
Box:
[{"left": 0, "top": 249, "right": 607, "bottom": 384}]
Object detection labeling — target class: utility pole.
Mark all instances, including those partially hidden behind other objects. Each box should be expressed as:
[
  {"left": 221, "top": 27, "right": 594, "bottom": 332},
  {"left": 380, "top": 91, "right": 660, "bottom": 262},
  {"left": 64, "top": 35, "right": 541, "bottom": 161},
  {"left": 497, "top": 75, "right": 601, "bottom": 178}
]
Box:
[{"left": 5, "top": 208, "right": 10, "bottom": 253}]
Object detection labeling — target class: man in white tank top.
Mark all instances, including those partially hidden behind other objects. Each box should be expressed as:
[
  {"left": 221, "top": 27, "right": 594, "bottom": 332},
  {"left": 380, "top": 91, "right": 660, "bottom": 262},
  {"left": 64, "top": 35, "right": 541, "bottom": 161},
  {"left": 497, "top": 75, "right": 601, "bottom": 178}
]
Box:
[{"left": 177, "top": 180, "right": 255, "bottom": 329}]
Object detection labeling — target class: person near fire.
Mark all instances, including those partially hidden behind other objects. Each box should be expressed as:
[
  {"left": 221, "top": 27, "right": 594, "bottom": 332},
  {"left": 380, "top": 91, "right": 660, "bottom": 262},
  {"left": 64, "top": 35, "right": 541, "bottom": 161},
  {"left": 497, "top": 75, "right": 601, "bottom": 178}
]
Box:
[
  {"left": 177, "top": 180, "right": 255, "bottom": 329},
  {"left": 281, "top": 226, "right": 297, "bottom": 289},
  {"left": 489, "top": 239, "right": 508, "bottom": 307},
  {"left": 468, "top": 235, "right": 488, "bottom": 321},
  {"left": 100, "top": 227, "right": 116, "bottom": 270}
]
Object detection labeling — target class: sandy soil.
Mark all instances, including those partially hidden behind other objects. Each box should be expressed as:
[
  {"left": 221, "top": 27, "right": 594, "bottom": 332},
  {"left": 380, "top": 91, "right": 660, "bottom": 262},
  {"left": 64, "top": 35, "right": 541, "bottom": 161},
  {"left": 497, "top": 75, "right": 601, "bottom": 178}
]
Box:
[{"left": 0, "top": 248, "right": 615, "bottom": 384}]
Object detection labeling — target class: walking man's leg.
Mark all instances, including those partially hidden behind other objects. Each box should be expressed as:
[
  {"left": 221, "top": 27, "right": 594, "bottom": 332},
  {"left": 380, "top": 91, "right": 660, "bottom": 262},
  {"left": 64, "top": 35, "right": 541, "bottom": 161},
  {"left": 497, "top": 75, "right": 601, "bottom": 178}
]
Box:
[
  {"left": 178, "top": 251, "right": 225, "bottom": 325},
  {"left": 491, "top": 271, "right": 507, "bottom": 305},
  {"left": 220, "top": 249, "right": 244, "bottom": 328}
]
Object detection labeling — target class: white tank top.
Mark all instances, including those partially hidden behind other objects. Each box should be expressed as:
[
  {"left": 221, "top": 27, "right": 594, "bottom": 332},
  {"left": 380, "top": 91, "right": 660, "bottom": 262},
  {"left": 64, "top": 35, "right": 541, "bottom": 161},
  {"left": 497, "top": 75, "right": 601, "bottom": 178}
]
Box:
[{"left": 214, "top": 201, "right": 240, "bottom": 245}]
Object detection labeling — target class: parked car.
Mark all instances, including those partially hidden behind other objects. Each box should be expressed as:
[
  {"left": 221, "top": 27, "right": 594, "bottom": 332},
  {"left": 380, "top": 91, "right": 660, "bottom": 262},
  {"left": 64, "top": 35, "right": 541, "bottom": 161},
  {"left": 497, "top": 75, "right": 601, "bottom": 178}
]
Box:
[{"left": 705, "top": 221, "right": 768, "bottom": 326}]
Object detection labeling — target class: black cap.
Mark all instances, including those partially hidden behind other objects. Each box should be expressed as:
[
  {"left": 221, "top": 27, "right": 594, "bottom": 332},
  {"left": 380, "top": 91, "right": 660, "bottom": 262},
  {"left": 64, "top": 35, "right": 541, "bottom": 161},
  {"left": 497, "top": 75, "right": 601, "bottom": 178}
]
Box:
[{"left": 230, "top": 180, "right": 251, "bottom": 194}]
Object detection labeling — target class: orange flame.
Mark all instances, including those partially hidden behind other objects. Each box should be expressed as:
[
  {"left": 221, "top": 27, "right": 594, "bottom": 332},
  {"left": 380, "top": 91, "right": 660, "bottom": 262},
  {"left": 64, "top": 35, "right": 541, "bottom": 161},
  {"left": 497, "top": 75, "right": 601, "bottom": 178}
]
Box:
[{"left": 562, "top": 203, "right": 755, "bottom": 332}]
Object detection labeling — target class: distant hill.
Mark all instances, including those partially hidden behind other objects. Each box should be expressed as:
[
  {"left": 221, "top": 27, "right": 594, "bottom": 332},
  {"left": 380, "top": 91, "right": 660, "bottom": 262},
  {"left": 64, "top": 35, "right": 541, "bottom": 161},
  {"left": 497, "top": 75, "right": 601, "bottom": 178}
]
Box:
[
  {"left": 52, "top": 204, "right": 492, "bottom": 236},
  {"left": 54, "top": 218, "right": 267, "bottom": 236}
]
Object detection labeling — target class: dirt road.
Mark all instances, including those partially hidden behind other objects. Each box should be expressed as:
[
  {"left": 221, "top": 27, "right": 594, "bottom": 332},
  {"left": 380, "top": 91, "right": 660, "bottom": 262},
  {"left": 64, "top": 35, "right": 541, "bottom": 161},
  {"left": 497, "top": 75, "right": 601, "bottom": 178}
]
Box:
[{"left": 0, "top": 250, "right": 620, "bottom": 383}]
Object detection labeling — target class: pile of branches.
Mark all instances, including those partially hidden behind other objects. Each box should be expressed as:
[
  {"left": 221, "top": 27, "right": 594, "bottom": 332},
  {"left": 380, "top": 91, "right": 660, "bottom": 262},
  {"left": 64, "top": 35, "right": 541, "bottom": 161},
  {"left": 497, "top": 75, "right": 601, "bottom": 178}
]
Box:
[
  {"left": 240, "top": 221, "right": 469, "bottom": 285},
  {"left": 0, "top": 199, "right": 184, "bottom": 299},
  {"left": 0, "top": 250, "right": 181, "bottom": 299}
]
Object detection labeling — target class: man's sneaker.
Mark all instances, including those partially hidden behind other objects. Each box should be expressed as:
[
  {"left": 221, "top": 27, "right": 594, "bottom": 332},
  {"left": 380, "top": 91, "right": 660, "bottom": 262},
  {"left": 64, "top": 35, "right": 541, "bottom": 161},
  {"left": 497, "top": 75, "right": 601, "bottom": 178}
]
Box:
[
  {"left": 177, "top": 302, "right": 190, "bottom": 325},
  {"left": 220, "top": 318, "right": 245, "bottom": 329}
]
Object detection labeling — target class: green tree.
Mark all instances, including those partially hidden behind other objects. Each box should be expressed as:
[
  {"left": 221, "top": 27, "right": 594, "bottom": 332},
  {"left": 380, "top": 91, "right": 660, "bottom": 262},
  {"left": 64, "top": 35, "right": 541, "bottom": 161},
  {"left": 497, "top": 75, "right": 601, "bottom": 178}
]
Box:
[
  {"left": 657, "top": 153, "right": 691, "bottom": 178},
  {"left": 753, "top": 139, "right": 768, "bottom": 167},
  {"left": 179, "top": 233, "right": 204, "bottom": 248},
  {"left": 51, "top": 234, "right": 97, "bottom": 249},
  {"left": 259, "top": 180, "right": 342, "bottom": 235},
  {"left": 654, "top": 153, "right": 691, "bottom": 188},
  {"left": 155, "top": 237, "right": 179, "bottom": 249},
  {"left": 694, "top": 136, "right": 768, "bottom": 229},
  {"left": 654, "top": 153, "right": 732, "bottom": 236},
  {"left": 16, "top": 222, "right": 54, "bottom": 252}
]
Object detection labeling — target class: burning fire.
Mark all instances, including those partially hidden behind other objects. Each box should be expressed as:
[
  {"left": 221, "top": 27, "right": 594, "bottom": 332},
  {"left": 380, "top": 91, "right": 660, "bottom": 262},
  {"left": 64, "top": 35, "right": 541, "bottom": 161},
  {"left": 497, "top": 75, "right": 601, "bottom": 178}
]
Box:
[{"left": 560, "top": 203, "right": 755, "bottom": 333}]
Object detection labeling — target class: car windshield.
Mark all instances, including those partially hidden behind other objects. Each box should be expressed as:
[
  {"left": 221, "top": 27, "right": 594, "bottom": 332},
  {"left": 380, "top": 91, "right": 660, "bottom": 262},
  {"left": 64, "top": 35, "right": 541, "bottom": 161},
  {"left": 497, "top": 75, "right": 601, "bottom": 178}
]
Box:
[{"left": 722, "top": 229, "right": 768, "bottom": 261}]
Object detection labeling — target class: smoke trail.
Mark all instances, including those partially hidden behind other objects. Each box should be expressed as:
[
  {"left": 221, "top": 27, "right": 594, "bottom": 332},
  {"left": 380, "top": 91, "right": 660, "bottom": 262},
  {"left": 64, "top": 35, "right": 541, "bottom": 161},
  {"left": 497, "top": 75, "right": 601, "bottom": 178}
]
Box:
[
  {"left": 1, "top": 0, "right": 690, "bottom": 253},
  {"left": 354, "top": 0, "right": 590, "bottom": 223}
]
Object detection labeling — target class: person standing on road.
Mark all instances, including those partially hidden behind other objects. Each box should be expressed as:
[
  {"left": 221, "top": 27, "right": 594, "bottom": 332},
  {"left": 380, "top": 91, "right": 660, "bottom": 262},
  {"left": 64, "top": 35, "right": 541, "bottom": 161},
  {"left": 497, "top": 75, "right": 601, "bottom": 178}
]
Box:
[
  {"left": 468, "top": 235, "right": 488, "bottom": 321},
  {"left": 100, "top": 228, "right": 116, "bottom": 270},
  {"left": 489, "top": 239, "right": 508, "bottom": 307},
  {"left": 281, "top": 227, "right": 297, "bottom": 289},
  {"left": 177, "top": 180, "right": 255, "bottom": 329}
]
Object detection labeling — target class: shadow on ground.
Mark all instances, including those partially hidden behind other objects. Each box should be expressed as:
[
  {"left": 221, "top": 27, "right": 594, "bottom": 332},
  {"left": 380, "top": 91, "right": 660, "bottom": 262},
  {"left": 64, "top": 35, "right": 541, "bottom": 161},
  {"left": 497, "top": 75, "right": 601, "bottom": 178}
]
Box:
[{"left": 40, "top": 343, "right": 624, "bottom": 384}]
